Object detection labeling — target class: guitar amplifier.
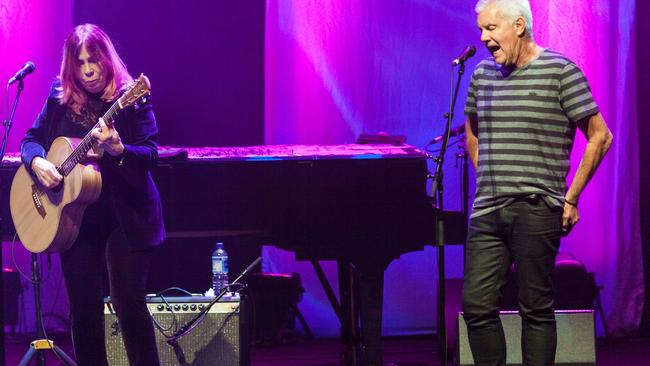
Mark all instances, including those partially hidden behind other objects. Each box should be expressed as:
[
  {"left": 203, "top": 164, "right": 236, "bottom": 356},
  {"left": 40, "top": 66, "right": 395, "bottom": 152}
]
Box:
[{"left": 104, "top": 294, "right": 250, "bottom": 366}]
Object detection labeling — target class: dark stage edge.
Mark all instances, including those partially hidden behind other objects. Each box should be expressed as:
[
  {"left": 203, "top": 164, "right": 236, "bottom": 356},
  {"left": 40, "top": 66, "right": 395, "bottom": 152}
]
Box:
[{"left": 3, "top": 332, "right": 650, "bottom": 365}]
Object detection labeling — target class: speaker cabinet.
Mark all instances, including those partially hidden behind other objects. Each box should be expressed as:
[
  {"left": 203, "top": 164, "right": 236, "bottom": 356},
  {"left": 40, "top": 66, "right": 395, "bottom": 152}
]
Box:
[
  {"left": 104, "top": 295, "right": 249, "bottom": 366},
  {"left": 457, "top": 310, "right": 595, "bottom": 366}
]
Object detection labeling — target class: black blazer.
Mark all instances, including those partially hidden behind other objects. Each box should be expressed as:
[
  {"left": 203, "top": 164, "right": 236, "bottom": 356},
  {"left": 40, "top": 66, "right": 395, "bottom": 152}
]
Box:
[{"left": 21, "top": 82, "right": 165, "bottom": 250}]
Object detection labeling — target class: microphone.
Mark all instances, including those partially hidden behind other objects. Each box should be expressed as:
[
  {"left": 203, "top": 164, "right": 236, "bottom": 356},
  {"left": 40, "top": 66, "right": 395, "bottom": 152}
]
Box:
[
  {"left": 452, "top": 45, "right": 476, "bottom": 66},
  {"left": 428, "top": 124, "right": 465, "bottom": 145},
  {"left": 7, "top": 61, "right": 36, "bottom": 85}
]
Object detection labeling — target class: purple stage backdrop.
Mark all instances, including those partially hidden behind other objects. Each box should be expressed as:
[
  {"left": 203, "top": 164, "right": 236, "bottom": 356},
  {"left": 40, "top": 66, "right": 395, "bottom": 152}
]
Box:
[
  {"left": 0, "top": 0, "right": 643, "bottom": 339},
  {"left": 531, "top": 0, "right": 642, "bottom": 337},
  {"left": 265, "top": 0, "right": 641, "bottom": 337},
  {"left": 72, "top": 0, "right": 266, "bottom": 148},
  {"left": 0, "top": 0, "right": 73, "bottom": 335},
  {"left": 0, "top": 0, "right": 73, "bottom": 152}
]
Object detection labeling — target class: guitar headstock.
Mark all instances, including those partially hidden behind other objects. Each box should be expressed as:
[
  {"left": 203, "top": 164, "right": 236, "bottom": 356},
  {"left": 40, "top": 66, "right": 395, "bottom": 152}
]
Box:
[{"left": 118, "top": 74, "right": 151, "bottom": 109}]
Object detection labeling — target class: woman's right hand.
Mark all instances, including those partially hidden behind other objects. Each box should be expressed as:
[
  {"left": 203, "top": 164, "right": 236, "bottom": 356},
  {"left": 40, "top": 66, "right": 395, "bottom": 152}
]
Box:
[{"left": 31, "top": 156, "right": 63, "bottom": 189}]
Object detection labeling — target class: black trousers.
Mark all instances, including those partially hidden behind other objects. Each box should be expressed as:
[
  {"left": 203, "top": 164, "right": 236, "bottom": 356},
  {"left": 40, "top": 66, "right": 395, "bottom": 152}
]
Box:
[
  {"left": 60, "top": 206, "right": 160, "bottom": 366},
  {"left": 461, "top": 196, "right": 562, "bottom": 366}
]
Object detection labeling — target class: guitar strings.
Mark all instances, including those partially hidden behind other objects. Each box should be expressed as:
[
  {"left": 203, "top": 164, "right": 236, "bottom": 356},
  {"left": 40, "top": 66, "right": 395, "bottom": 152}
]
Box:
[
  {"left": 58, "top": 77, "right": 145, "bottom": 175},
  {"left": 58, "top": 98, "right": 121, "bottom": 176}
]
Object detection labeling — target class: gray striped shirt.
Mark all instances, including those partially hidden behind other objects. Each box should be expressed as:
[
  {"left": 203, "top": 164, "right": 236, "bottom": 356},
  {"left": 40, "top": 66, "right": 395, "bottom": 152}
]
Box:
[{"left": 464, "top": 49, "right": 599, "bottom": 218}]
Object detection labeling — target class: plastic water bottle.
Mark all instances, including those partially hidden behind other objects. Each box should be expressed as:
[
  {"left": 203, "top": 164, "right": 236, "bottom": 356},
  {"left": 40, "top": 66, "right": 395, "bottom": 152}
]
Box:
[{"left": 211, "top": 242, "right": 229, "bottom": 294}]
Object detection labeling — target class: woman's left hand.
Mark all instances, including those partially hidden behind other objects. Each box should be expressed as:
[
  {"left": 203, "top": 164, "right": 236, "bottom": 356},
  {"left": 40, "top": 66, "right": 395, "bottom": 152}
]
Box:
[{"left": 91, "top": 117, "right": 124, "bottom": 156}]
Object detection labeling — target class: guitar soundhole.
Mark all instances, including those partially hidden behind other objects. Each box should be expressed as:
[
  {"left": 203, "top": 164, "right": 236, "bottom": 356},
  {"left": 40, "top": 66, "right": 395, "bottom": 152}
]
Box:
[
  {"left": 51, "top": 181, "right": 63, "bottom": 194},
  {"left": 46, "top": 180, "right": 65, "bottom": 206}
]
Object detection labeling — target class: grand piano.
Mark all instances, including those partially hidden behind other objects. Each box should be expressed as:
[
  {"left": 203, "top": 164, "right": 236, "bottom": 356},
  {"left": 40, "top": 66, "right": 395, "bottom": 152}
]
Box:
[{"left": 1, "top": 142, "right": 465, "bottom": 365}]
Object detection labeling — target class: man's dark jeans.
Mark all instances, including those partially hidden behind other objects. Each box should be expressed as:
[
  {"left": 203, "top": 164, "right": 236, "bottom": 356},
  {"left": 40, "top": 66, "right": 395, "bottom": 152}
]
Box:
[{"left": 461, "top": 196, "right": 563, "bottom": 366}]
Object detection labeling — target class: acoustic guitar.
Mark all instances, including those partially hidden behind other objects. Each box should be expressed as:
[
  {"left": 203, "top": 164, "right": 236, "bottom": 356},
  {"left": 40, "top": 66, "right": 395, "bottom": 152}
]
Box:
[{"left": 9, "top": 74, "right": 151, "bottom": 253}]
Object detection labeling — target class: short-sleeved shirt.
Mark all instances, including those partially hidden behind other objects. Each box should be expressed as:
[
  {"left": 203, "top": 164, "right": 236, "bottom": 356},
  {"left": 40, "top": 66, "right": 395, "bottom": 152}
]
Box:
[{"left": 464, "top": 49, "right": 599, "bottom": 218}]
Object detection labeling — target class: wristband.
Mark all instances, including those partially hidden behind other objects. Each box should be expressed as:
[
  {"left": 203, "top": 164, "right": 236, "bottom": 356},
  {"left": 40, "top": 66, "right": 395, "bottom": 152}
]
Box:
[{"left": 565, "top": 199, "right": 578, "bottom": 207}]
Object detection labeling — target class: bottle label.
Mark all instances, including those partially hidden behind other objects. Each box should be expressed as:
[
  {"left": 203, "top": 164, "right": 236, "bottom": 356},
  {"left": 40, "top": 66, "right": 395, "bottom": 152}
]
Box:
[
  {"left": 213, "top": 258, "right": 224, "bottom": 273},
  {"left": 212, "top": 258, "right": 228, "bottom": 273}
]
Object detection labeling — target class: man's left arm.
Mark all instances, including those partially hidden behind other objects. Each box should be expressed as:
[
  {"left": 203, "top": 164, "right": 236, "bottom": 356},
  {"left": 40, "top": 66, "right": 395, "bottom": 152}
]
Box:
[{"left": 563, "top": 112, "right": 613, "bottom": 234}]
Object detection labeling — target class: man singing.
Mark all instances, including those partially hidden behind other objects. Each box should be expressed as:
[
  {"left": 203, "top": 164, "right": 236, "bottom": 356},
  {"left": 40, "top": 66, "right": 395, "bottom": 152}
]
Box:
[{"left": 461, "top": 0, "right": 612, "bottom": 365}]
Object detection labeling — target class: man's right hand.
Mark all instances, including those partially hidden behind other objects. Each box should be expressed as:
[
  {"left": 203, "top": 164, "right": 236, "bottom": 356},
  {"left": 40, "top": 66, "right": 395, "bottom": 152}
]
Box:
[{"left": 31, "top": 156, "right": 63, "bottom": 189}]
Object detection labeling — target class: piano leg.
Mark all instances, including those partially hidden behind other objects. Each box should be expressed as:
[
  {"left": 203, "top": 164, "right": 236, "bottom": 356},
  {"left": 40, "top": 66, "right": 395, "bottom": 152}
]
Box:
[
  {"left": 312, "top": 258, "right": 388, "bottom": 366},
  {"left": 338, "top": 260, "right": 360, "bottom": 365},
  {"left": 357, "top": 264, "right": 385, "bottom": 366}
]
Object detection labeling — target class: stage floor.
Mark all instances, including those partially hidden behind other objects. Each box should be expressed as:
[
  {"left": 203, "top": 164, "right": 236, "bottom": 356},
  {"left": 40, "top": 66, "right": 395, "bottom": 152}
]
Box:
[{"left": 3, "top": 332, "right": 650, "bottom": 365}]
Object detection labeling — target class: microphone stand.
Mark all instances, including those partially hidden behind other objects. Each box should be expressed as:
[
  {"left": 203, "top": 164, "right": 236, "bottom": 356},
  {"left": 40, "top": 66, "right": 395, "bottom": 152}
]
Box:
[
  {"left": 4, "top": 79, "right": 75, "bottom": 366},
  {"left": 1, "top": 79, "right": 26, "bottom": 365},
  {"left": 430, "top": 60, "right": 467, "bottom": 366}
]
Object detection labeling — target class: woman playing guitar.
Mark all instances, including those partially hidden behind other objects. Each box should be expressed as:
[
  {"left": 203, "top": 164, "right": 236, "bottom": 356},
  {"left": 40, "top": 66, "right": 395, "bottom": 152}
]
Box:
[{"left": 19, "top": 24, "right": 164, "bottom": 366}]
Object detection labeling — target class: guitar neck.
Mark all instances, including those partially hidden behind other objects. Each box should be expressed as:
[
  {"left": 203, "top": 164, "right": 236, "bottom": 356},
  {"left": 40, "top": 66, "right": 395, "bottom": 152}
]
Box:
[{"left": 58, "top": 101, "right": 122, "bottom": 176}]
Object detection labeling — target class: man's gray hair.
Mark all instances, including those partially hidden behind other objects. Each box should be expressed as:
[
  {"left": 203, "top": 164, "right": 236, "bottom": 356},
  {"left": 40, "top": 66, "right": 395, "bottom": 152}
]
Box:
[{"left": 475, "top": 0, "right": 534, "bottom": 38}]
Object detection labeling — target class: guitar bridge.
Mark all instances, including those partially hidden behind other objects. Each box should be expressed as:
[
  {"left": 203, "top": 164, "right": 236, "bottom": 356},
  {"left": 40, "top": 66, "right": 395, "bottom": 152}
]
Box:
[{"left": 31, "top": 184, "right": 47, "bottom": 218}]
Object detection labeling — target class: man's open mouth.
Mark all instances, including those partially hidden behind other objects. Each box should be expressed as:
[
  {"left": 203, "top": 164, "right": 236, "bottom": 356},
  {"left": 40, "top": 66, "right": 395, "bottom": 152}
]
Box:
[{"left": 488, "top": 45, "right": 501, "bottom": 54}]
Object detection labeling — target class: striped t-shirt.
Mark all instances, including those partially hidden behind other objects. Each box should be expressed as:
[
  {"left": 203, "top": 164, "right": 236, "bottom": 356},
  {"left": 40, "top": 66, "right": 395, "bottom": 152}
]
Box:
[{"left": 464, "top": 49, "right": 599, "bottom": 218}]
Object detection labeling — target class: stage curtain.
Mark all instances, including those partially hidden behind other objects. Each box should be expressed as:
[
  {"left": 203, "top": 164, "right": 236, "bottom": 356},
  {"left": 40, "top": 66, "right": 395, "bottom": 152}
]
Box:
[
  {"left": 535, "top": 0, "right": 642, "bottom": 336},
  {"left": 264, "top": 0, "right": 641, "bottom": 336}
]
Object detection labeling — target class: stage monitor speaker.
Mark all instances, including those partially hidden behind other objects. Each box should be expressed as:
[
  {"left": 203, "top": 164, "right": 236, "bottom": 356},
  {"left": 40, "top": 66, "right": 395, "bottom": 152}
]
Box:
[
  {"left": 457, "top": 310, "right": 595, "bottom": 366},
  {"left": 104, "top": 295, "right": 249, "bottom": 366}
]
